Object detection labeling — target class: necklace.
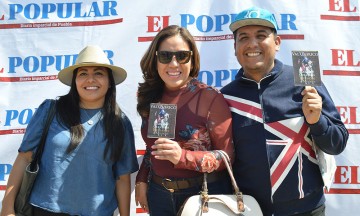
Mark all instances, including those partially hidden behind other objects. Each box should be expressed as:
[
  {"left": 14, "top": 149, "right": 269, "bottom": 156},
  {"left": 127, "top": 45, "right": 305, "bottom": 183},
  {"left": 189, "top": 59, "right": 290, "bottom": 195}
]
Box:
[{"left": 82, "top": 109, "right": 94, "bottom": 125}]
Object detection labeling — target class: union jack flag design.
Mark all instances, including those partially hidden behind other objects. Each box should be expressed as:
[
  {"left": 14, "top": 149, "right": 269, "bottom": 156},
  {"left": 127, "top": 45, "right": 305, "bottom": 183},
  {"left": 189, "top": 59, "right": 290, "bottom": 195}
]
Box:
[{"left": 225, "top": 95, "right": 318, "bottom": 198}]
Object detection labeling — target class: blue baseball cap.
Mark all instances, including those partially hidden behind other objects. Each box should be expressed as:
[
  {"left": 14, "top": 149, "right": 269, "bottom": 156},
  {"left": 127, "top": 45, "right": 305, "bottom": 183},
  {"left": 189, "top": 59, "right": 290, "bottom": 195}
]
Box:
[{"left": 230, "top": 7, "right": 278, "bottom": 32}]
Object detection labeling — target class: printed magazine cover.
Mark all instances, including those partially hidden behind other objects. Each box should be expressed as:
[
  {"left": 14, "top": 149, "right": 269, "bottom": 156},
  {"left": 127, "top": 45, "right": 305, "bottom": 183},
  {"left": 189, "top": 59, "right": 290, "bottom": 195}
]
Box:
[
  {"left": 291, "top": 51, "right": 321, "bottom": 86},
  {"left": 147, "top": 103, "right": 177, "bottom": 139}
]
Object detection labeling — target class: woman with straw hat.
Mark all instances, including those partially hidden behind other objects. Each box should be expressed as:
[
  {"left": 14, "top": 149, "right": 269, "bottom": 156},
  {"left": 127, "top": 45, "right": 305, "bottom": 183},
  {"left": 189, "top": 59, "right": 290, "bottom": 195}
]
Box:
[{"left": 1, "top": 45, "right": 139, "bottom": 216}]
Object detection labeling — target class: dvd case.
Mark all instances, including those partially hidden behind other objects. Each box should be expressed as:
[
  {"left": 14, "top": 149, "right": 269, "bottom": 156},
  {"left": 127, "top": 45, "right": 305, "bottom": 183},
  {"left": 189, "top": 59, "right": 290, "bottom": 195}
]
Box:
[
  {"left": 291, "top": 51, "right": 321, "bottom": 86},
  {"left": 147, "top": 103, "right": 177, "bottom": 138}
]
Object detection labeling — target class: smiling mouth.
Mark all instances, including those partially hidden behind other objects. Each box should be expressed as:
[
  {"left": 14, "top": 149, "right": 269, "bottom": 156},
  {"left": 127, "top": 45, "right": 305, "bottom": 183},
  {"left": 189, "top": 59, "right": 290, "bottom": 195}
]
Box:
[
  {"left": 85, "top": 86, "right": 99, "bottom": 90},
  {"left": 167, "top": 71, "right": 181, "bottom": 76},
  {"left": 246, "top": 52, "right": 261, "bottom": 57}
]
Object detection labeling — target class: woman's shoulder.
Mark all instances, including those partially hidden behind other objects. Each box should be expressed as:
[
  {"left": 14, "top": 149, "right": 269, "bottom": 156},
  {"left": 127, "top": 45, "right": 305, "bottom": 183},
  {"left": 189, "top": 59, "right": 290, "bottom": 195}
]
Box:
[
  {"left": 19, "top": 99, "right": 56, "bottom": 146},
  {"left": 119, "top": 110, "right": 133, "bottom": 126},
  {"left": 190, "top": 78, "right": 221, "bottom": 95},
  {"left": 35, "top": 99, "right": 56, "bottom": 115}
]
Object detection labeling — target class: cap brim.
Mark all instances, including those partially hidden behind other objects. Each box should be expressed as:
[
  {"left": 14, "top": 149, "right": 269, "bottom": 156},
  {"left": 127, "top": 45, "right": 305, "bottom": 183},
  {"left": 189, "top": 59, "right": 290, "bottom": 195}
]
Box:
[
  {"left": 58, "top": 63, "right": 127, "bottom": 86},
  {"left": 230, "top": 19, "right": 276, "bottom": 32}
]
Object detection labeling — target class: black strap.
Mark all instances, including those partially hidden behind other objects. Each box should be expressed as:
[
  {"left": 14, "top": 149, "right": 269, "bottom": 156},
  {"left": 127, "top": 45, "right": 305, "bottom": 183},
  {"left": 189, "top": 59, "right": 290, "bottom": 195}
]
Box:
[{"left": 29, "top": 100, "right": 56, "bottom": 171}]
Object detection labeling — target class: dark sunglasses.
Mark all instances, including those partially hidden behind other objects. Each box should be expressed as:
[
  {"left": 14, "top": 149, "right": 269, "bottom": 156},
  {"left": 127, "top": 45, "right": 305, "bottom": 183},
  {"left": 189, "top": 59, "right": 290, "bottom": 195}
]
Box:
[{"left": 156, "top": 50, "right": 192, "bottom": 64}]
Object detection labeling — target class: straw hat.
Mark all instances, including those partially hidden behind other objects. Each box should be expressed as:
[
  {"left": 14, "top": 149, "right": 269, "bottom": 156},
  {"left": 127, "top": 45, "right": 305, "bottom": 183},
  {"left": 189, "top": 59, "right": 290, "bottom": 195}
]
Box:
[{"left": 58, "top": 45, "right": 127, "bottom": 86}]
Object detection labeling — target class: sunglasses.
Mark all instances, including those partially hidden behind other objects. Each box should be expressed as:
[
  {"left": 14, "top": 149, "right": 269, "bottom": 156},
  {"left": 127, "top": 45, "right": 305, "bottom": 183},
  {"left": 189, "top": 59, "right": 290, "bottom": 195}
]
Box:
[{"left": 156, "top": 50, "right": 192, "bottom": 64}]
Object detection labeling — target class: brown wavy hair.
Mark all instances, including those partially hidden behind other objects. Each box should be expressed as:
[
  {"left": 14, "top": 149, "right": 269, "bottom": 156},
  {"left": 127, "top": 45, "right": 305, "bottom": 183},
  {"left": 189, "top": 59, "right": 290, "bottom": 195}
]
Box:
[{"left": 137, "top": 25, "right": 200, "bottom": 118}]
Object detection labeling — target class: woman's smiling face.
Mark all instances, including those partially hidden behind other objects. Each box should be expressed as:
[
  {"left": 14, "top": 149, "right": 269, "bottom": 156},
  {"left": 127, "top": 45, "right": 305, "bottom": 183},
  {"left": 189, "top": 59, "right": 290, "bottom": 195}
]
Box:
[
  {"left": 157, "top": 35, "right": 192, "bottom": 91},
  {"left": 75, "top": 66, "right": 110, "bottom": 108}
]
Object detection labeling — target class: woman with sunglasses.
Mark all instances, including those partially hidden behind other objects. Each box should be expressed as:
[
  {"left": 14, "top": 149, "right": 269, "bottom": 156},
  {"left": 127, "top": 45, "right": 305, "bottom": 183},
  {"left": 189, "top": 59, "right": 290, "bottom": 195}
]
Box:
[{"left": 135, "top": 25, "right": 234, "bottom": 215}]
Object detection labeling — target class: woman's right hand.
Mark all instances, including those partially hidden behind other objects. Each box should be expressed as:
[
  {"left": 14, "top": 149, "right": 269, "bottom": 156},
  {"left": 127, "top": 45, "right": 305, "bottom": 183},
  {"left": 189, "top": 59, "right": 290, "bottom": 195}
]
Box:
[
  {"left": 152, "top": 138, "right": 182, "bottom": 165},
  {"left": 1, "top": 151, "right": 32, "bottom": 216},
  {"left": 135, "top": 182, "right": 149, "bottom": 212},
  {"left": 0, "top": 210, "right": 15, "bottom": 216}
]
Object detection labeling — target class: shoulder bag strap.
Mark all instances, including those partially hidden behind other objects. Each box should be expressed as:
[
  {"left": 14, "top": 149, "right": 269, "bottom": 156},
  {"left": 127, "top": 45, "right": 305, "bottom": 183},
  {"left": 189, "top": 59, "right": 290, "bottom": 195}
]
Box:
[
  {"left": 201, "top": 150, "right": 245, "bottom": 213},
  {"left": 29, "top": 100, "right": 56, "bottom": 171},
  {"left": 217, "top": 150, "right": 245, "bottom": 212}
]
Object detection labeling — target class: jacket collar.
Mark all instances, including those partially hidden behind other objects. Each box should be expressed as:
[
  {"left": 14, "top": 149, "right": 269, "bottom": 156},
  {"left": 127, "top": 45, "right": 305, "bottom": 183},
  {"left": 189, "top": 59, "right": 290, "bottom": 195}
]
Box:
[{"left": 235, "top": 59, "right": 284, "bottom": 82}]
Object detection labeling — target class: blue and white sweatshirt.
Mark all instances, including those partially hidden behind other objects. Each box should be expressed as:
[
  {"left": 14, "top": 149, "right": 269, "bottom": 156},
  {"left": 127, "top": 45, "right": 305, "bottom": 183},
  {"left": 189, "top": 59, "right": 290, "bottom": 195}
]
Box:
[{"left": 221, "top": 59, "right": 348, "bottom": 216}]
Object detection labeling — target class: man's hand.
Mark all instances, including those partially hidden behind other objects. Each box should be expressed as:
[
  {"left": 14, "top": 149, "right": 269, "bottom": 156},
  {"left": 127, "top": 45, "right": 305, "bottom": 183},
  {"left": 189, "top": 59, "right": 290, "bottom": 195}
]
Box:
[{"left": 301, "top": 86, "right": 322, "bottom": 124}]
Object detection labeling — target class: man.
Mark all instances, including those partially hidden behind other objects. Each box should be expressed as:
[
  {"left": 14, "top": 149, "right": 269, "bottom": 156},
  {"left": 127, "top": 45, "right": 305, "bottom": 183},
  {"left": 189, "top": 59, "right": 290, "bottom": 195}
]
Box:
[
  {"left": 221, "top": 6, "right": 348, "bottom": 216},
  {"left": 158, "top": 107, "right": 167, "bottom": 121}
]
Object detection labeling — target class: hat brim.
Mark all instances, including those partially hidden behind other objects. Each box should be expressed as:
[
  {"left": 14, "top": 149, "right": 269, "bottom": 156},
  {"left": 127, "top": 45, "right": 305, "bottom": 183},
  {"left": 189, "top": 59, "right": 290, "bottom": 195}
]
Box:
[
  {"left": 230, "top": 19, "right": 276, "bottom": 32},
  {"left": 58, "top": 63, "right": 127, "bottom": 86}
]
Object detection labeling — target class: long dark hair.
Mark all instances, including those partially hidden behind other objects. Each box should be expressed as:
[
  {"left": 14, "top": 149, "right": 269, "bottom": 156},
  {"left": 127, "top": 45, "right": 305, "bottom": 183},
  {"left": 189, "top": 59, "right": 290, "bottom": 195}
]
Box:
[
  {"left": 137, "top": 25, "right": 200, "bottom": 118},
  {"left": 56, "top": 68, "right": 125, "bottom": 162}
]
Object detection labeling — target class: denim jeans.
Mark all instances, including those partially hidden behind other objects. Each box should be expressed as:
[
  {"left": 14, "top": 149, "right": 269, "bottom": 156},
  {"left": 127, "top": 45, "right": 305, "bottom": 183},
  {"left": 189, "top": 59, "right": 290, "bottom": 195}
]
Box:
[
  {"left": 33, "top": 206, "right": 72, "bottom": 216},
  {"left": 33, "top": 206, "right": 113, "bottom": 216},
  {"left": 291, "top": 204, "right": 325, "bottom": 216},
  {"left": 147, "top": 176, "right": 232, "bottom": 216}
]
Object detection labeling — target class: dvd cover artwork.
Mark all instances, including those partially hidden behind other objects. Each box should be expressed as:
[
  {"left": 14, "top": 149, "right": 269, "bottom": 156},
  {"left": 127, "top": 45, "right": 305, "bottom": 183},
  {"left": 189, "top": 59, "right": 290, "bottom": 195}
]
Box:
[
  {"left": 291, "top": 51, "right": 321, "bottom": 86},
  {"left": 147, "top": 103, "right": 177, "bottom": 139}
]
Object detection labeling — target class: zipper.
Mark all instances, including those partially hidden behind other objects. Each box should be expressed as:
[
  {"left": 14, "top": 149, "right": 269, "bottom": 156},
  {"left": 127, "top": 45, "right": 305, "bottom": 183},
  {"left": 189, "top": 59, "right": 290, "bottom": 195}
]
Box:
[
  {"left": 241, "top": 73, "right": 271, "bottom": 123},
  {"left": 242, "top": 73, "right": 274, "bottom": 204}
]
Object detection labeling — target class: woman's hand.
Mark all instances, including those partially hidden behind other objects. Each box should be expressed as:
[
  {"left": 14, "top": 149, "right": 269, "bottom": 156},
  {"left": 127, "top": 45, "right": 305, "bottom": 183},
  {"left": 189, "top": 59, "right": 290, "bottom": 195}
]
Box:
[
  {"left": 135, "top": 182, "right": 149, "bottom": 212},
  {"left": 1, "top": 151, "right": 32, "bottom": 216},
  {"left": 152, "top": 138, "right": 182, "bottom": 164}
]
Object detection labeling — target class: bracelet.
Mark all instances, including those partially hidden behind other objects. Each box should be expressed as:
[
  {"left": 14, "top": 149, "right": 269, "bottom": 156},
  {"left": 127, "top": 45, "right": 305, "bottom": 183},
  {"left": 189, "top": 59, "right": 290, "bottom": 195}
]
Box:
[{"left": 135, "top": 182, "right": 146, "bottom": 187}]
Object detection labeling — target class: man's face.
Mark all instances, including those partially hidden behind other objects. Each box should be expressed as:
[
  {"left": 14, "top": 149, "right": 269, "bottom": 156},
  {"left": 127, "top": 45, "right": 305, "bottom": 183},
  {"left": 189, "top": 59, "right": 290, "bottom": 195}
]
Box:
[{"left": 234, "top": 25, "right": 281, "bottom": 80}]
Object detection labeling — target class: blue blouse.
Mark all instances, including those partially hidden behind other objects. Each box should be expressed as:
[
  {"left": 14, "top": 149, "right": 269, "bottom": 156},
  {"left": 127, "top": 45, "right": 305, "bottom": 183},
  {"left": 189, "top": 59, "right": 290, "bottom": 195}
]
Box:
[{"left": 19, "top": 99, "right": 139, "bottom": 216}]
